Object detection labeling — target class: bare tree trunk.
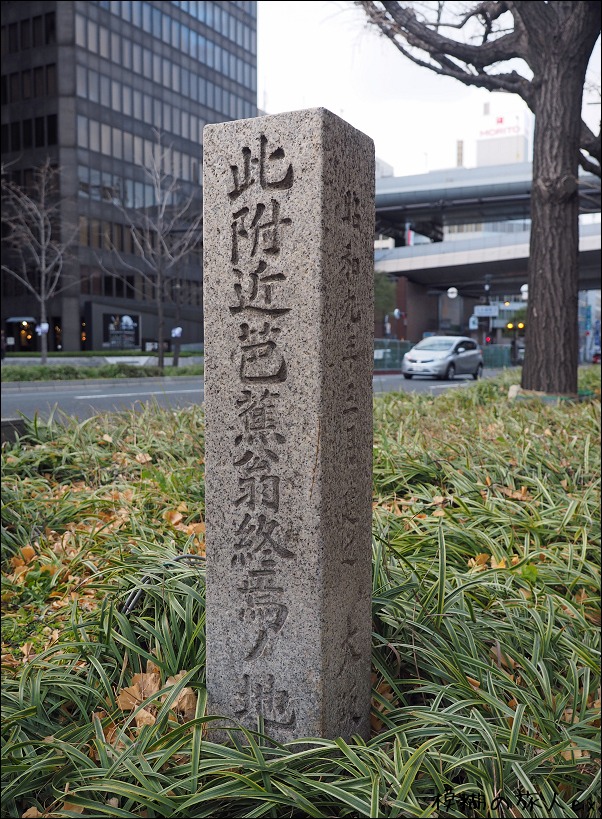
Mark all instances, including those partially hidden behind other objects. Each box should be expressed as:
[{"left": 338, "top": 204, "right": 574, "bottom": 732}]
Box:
[
  {"left": 40, "top": 294, "right": 48, "bottom": 366},
  {"left": 522, "top": 61, "right": 584, "bottom": 395},
  {"left": 157, "top": 282, "right": 165, "bottom": 371},
  {"left": 172, "top": 284, "right": 182, "bottom": 368}
]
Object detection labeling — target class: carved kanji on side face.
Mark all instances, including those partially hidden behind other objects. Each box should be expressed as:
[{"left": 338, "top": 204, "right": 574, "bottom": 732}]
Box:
[
  {"left": 341, "top": 189, "right": 361, "bottom": 228},
  {"left": 229, "top": 135, "right": 294, "bottom": 201},
  {"left": 231, "top": 201, "right": 292, "bottom": 264},
  {"left": 238, "top": 322, "right": 287, "bottom": 383}
]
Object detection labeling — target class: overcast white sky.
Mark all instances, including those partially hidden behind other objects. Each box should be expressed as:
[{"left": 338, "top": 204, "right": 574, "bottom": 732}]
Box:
[{"left": 257, "top": 1, "right": 601, "bottom": 178}]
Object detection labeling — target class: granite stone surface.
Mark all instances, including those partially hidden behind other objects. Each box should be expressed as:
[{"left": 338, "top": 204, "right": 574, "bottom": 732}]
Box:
[{"left": 203, "top": 108, "right": 375, "bottom": 743}]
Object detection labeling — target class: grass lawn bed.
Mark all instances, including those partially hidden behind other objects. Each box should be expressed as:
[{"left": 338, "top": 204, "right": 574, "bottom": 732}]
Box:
[{"left": 2, "top": 369, "right": 600, "bottom": 818}]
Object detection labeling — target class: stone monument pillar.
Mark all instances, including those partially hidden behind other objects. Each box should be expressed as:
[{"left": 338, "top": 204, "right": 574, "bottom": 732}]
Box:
[{"left": 203, "top": 108, "right": 374, "bottom": 742}]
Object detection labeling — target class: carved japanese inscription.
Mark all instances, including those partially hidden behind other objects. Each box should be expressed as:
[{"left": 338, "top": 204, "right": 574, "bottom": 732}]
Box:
[{"left": 204, "top": 109, "right": 374, "bottom": 743}]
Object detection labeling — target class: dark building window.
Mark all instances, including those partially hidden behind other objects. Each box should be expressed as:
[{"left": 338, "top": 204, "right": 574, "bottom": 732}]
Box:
[
  {"left": 35, "top": 117, "right": 45, "bottom": 148},
  {"left": 45, "top": 13, "right": 56, "bottom": 45},
  {"left": 34, "top": 66, "right": 44, "bottom": 97},
  {"left": 8, "top": 23, "right": 18, "bottom": 53},
  {"left": 47, "top": 64, "right": 57, "bottom": 95},
  {"left": 10, "top": 121, "right": 21, "bottom": 152},
  {"left": 10, "top": 72, "right": 20, "bottom": 101},
  {"left": 22, "top": 119, "right": 33, "bottom": 149},
  {"left": 47, "top": 114, "right": 57, "bottom": 145},
  {"left": 20, "top": 19, "right": 31, "bottom": 49},
  {"left": 32, "top": 16, "right": 43, "bottom": 48},
  {"left": 22, "top": 70, "right": 31, "bottom": 99}
]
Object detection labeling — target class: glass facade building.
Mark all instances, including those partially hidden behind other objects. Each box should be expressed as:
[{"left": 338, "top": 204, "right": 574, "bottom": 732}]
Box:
[{"left": 1, "top": 0, "right": 257, "bottom": 352}]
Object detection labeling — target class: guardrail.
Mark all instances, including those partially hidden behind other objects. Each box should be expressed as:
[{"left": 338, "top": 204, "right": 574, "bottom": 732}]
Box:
[
  {"left": 373, "top": 339, "right": 413, "bottom": 371},
  {"left": 373, "top": 338, "right": 513, "bottom": 371}
]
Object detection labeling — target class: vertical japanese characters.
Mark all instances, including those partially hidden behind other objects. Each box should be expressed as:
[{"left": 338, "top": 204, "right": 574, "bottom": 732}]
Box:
[
  {"left": 227, "top": 133, "right": 296, "bottom": 728},
  {"left": 204, "top": 108, "right": 375, "bottom": 742}
]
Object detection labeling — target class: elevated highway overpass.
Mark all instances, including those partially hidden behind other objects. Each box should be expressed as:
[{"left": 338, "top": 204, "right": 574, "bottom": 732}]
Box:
[
  {"left": 374, "top": 222, "right": 601, "bottom": 297},
  {"left": 375, "top": 161, "right": 601, "bottom": 244}
]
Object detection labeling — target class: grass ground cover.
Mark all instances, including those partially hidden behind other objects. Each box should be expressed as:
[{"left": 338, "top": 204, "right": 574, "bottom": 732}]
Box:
[
  {"left": 1, "top": 369, "right": 600, "bottom": 818},
  {"left": 1, "top": 363, "right": 204, "bottom": 382}
]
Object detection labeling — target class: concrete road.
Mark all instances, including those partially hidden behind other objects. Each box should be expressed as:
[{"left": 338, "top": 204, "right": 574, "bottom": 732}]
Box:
[{"left": 2, "top": 370, "right": 505, "bottom": 424}]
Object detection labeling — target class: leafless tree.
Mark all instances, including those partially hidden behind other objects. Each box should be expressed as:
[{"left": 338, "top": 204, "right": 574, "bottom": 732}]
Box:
[
  {"left": 357, "top": 1, "right": 601, "bottom": 394},
  {"left": 1, "top": 160, "right": 76, "bottom": 364},
  {"left": 102, "top": 131, "right": 203, "bottom": 370}
]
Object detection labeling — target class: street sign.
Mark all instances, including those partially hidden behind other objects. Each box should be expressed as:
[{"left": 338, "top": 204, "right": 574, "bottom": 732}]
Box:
[
  {"left": 468, "top": 315, "right": 479, "bottom": 330},
  {"left": 474, "top": 305, "right": 499, "bottom": 318}
]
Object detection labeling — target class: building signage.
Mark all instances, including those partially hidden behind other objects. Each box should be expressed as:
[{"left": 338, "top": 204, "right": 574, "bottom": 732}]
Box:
[
  {"left": 103, "top": 313, "right": 140, "bottom": 349},
  {"left": 474, "top": 305, "right": 499, "bottom": 318}
]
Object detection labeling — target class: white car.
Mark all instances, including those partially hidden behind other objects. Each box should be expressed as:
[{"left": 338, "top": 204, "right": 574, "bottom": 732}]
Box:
[{"left": 401, "top": 335, "right": 484, "bottom": 380}]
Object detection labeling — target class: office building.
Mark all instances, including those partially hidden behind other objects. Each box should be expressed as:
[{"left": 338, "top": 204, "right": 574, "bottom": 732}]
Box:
[{"left": 1, "top": 0, "right": 257, "bottom": 352}]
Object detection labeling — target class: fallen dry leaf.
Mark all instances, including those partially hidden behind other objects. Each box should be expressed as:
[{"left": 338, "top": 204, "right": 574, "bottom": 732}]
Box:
[
  {"left": 163, "top": 672, "right": 198, "bottom": 721},
  {"left": 468, "top": 553, "right": 490, "bottom": 571},
  {"left": 20, "top": 545, "right": 37, "bottom": 563},
  {"left": 163, "top": 509, "right": 184, "bottom": 526},
  {"left": 499, "top": 485, "right": 532, "bottom": 501},
  {"left": 116, "top": 683, "right": 143, "bottom": 710},
  {"left": 21, "top": 808, "right": 44, "bottom": 818},
  {"left": 135, "top": 452, "right": 152, "bottom": 464},
  {"left": 61, "top": 802, "right": 85, "bottom": 814},
  {"left": 134, "top": 707, "right": 156, "bottom": 727},
  {"left": 131, "top": 671, "right": 161, "bottom": 701}
]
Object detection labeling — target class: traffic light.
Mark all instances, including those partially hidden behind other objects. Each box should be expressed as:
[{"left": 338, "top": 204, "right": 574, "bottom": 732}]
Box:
[{"left": 485, "top": 336, "right": 492, "bottom": 344}]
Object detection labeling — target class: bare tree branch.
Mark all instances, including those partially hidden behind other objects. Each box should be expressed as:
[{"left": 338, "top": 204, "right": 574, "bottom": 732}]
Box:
[
  {"left": 97, "top": 131, "right": 203, "bottom": 369},
  {"left": 1, "top": 159, "right": 77, "bottom": 363}
]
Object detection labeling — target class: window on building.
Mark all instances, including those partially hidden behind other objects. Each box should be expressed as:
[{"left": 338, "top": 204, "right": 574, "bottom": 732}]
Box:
[
  {"left": 22, "top": 119, "right": 33, "bottom": 149},
  {"left": 47, "top": 64, "right": 57, "bottom": 95},
  {"left": 101, "top": 123, "right": 111, "bottom": 155},
  {"left": 79, "top": 216, "right": 88, "bottom": 245},
  {"left": 90, "top": 220, "right": 101, "bottom": 249},
  {"left": 0, "top": 124, "right": 8, "bottom": 154},
  {"left": 10, "top": 72, "right": 20, "bottom": 102},
  {"left": 89, "top": 119, "right": 100, "bottom": 152},
  {"left": 100, "top": 75, "right": 110, "bottom": 108},
  {"left": 9, "top": 22, "right": 19, "bottom": 53},
  {"left": 88, "top": 69, "right": 99, "bottom": 103},
  {"left": 122, "top": 39, "right": 132, "bottom": 70},
  {"left": 75, "top": 14, "right": 85, "bottom": 46},
  {"left": 47, "top": 114, "right": 57, "bottom": 145},
  {"left": 111, "top": 32, "right": 120, "bottom": 63},
  {"left": 87, "top": 19, "right": 98, "bottom": 53},
  {"left": 99, "top": 26, "right": 109, "bottom": 59},
  {"left": 11, "top": 121, "right": 21, "bottom": 152},
  {"left": 20, "top": 19, "right": 31, "bottom": 49},
  {"left": 122, "top": 84, "right": 132, "bottom": 116},
  {"left": 111, "top": 80, "right": 121, "bottom": 112},
  {"left": 45, "top": 13, "right": 56, "bottom": 44},
  {"left": 34, "top": 66, "right": 45, "bottom": 97},
  {"left": 112, "top": 127, "right": 122, "bottom": 159}
]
